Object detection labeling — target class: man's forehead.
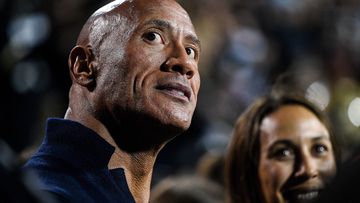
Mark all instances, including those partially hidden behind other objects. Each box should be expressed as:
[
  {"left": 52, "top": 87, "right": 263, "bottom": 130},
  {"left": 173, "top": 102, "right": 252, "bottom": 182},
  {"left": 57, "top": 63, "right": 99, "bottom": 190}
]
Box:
[
  {"left": 93, "top": 0, "right": 128, "bottom": 16},
  {"left": 93, "top": 0, "right": 184, "bottom": 17}
]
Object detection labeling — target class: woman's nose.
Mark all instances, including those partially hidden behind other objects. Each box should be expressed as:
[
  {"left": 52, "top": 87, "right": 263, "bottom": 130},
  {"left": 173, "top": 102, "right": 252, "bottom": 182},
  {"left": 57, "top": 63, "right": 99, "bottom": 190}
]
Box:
[{"left": 295, "top": 152, "right": 318, "bottom": 178}]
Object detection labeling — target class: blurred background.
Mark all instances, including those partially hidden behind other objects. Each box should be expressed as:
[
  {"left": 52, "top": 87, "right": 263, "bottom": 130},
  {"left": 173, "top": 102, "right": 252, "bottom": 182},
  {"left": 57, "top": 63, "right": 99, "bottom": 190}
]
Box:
[{"left": 0, "top": 0, "right": 359, "bottom": 187}]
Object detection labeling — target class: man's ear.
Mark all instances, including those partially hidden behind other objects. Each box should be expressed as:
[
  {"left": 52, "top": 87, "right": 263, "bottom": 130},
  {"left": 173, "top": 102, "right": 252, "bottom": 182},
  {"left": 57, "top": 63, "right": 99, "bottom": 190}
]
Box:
[{"left": 68, "top": 45, "right": 96, "bottom": 88}]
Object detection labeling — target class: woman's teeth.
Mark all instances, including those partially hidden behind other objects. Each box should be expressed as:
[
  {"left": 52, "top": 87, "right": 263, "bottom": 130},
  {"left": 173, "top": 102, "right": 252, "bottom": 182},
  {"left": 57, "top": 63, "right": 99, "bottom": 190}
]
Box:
[{"left": 297, "top": 191, "right": 319, "bottom": 200}]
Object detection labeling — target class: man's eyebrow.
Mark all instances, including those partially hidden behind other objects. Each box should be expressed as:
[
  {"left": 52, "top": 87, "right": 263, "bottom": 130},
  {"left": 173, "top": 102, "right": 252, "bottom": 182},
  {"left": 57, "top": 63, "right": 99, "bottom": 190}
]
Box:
[
  {"left": 186, "top": 35, "right": 201, "bottom": 50},
  {"left": 143, "top": 19, "right": 171, "bottom": 29},
  {"left": 143, "top": 19, "right": 201, "bottom": 50}
]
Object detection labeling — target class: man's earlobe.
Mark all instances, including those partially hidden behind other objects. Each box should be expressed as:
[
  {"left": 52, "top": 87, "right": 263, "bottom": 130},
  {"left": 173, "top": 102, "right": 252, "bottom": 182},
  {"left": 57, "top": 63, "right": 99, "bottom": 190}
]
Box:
[{"left": 68, "top": 45, "right": 96, "bottom": 87}]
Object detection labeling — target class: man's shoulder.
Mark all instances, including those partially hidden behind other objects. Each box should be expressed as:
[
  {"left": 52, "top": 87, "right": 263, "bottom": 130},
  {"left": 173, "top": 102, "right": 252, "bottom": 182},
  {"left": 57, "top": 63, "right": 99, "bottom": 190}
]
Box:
[
  {"left": 24, "top": 154, "right": 86, "bottom": 193},
  {"left": 24, "top": 155, "right": 135, "bottom": 203},
  {"left": 23, "top": 155, "right": 86, "bottom": 202}
]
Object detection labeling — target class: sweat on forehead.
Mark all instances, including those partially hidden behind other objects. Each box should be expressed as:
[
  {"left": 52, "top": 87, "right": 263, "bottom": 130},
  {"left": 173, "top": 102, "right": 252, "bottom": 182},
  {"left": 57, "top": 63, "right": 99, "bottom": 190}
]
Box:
[
  {"left": 75, "top": 0, "right": 136, "bottom": 48},
  {"left": 76, "top": 0, "right": 189, "bottom": 48},
  {"left": 93, "top": 0, "right": 128, "bottom": 16},
  {"left": 93, "top": 0, "right": 182, "bottom": 16}
]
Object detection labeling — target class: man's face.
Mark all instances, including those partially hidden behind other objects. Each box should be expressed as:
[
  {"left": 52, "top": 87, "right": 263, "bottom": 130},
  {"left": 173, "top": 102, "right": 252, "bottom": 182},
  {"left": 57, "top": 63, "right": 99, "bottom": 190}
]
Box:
[
  {"left": 95, "top": 0, "right": 200, "bottom": 133},
  {"left": 258, "top": 105, "right": 336, "bottom": 203}
]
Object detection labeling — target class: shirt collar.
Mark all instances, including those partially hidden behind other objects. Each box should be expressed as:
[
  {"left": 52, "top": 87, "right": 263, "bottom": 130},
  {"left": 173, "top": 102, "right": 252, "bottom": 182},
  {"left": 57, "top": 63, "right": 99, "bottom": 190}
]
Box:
[{"left": 41, "top": 118, "right": 115, "bottom": 169}]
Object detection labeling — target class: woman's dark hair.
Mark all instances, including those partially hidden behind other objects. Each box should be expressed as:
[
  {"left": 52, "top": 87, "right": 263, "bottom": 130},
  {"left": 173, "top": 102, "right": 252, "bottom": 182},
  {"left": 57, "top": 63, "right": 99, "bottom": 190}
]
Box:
[{"left": 225, "top": 93, "right": 340, "bottom": 203}]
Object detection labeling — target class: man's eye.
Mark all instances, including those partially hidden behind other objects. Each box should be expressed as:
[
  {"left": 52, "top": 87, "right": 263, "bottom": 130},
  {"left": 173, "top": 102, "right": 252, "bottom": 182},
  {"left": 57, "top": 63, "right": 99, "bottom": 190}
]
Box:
[
  {"left": 143, "top": 32, "right": 163, "bottom": 44},
  {"left": 185, "top": 47, "right": 196, "bottom": 59}
]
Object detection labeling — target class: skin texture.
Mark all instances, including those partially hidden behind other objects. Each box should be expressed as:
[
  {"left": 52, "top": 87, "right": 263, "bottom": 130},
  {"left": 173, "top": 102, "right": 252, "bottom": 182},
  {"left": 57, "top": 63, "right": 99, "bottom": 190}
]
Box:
[
  {"left": 64, "top": 0, "right": 201, "bottom": 202},
  {"left": 258, "top": 105, "right": 336, "bottom": 203}
]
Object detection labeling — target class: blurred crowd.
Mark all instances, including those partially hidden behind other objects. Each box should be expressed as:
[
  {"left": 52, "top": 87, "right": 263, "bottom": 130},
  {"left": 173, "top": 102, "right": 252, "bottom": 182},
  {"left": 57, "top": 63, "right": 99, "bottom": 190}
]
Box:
[{"left": 1, "top": 0, "right": 360, "bottom": 193}]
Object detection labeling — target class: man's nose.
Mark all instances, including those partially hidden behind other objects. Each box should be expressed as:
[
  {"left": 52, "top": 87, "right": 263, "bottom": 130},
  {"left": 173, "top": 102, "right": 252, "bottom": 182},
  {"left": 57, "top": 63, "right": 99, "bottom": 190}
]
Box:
[
  {"left": 161, "top": 44, "right": 196, "bottom": 79},
  {"left": 294, "top": 152, "right": 318, "bottom": 178}
]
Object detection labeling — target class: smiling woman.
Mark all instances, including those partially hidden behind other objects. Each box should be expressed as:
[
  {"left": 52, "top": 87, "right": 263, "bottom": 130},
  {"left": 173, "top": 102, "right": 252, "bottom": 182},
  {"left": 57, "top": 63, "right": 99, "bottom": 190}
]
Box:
[{"left": 225, "top": 93, "right": 340, "bottom": 203}]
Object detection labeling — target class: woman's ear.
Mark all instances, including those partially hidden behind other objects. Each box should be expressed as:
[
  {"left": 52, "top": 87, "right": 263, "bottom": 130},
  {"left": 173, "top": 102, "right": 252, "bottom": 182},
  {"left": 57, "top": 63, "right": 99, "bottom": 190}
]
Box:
[{"left": 68, "top": 45, "right": 96, "bottom": 88}]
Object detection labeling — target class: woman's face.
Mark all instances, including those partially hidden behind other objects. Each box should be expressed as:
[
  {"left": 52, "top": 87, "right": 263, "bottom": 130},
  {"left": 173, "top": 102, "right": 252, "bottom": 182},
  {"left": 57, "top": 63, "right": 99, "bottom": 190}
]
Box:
[{"left": 258, "top": 104, "right": 336, "bottom": 203}]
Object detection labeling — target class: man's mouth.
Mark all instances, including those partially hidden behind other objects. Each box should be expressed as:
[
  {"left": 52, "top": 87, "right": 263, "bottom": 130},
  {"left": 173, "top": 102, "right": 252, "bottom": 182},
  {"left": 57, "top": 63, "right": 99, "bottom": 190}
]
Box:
[{"left": 156, "top": 83, "right": 191, "bottom": 101}]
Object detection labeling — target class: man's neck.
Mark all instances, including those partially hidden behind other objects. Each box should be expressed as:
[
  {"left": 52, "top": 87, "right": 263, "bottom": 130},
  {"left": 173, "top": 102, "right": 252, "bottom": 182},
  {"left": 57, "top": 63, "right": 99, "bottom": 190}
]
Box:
[
  {"left": 109, "top": 148, "right": 158, "bottom": 203},
  {"left": 65, "top": 107, "right": 161, "bottom": 203}
]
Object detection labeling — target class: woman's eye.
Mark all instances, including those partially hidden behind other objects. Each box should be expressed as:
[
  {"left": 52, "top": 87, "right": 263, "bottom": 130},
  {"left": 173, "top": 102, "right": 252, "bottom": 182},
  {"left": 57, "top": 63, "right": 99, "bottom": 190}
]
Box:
[
  {"left": 313, "top": 144, "right": 328, "bottom": 155},
  {"left": 273, "top": 148, "right": 295, "bottom": 160},
  {"left": 143, "top": 32, "right": 163, "bottom": 44},
  {"left": 185, "top": 47, "right": 196, "bottom": 59}
]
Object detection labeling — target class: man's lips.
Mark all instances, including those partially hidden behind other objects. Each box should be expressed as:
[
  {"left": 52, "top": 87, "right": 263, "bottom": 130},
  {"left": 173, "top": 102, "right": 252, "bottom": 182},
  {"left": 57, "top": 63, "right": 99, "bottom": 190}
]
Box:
[{"left": 155, "top": 82, "right": 192, "bottom": 101}]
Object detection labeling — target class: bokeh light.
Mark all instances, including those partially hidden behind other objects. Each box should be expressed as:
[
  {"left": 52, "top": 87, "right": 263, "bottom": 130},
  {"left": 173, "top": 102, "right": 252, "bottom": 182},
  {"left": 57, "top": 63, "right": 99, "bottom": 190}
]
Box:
[
  {"left": 7, "top": 13, "right": 50, "bottom": 59},
  {"left": 305, "top": 81, "right": 330, "bottom": 111},
  {"left": 348, "top": 97, "right": 360, "bottom": 127},
  {"left": 11, "top": 60, "right": 50, "bottom": 94}
]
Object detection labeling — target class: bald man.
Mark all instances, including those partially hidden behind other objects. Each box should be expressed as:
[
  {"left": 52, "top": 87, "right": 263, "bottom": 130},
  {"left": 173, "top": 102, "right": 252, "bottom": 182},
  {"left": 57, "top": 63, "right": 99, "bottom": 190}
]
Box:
[{"left": 24, "top": 0, "right": 201, "bottom": 202}]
